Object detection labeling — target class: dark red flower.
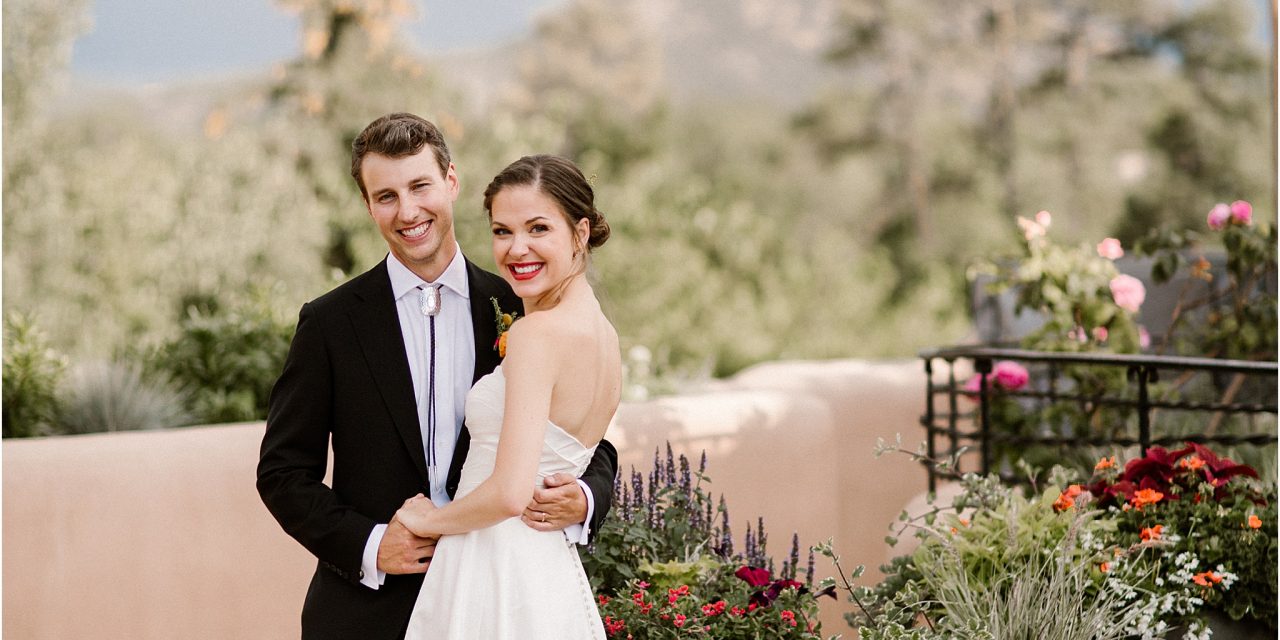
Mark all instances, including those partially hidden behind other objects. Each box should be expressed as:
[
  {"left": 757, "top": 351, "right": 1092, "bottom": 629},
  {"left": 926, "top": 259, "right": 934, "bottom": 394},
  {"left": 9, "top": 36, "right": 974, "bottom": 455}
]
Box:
[
  {"left": 735, "top": 566, "right": 772, "bottom": 587},
  {"left": 1185, "top": 442, "right": 1258, "bottom": 487}
]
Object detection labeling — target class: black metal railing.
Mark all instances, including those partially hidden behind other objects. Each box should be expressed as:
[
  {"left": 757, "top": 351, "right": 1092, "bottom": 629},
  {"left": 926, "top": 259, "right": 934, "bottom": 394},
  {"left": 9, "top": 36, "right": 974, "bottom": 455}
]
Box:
[{"left": 919, "top": 346, "right": 1278, "bottom": 491}]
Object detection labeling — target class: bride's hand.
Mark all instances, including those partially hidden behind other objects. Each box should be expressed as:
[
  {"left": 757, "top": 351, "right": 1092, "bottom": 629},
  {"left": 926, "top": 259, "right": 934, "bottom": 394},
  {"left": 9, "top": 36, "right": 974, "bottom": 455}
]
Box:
[{"left": 395, "top": 493, "right": 438, "bottom": 536}]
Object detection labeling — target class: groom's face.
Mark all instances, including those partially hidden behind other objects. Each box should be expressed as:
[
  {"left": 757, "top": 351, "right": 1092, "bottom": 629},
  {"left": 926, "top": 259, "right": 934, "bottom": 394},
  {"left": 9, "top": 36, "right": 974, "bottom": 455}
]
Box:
[{"left": 362, "top": 148, "right": 460, "bottom": 282}]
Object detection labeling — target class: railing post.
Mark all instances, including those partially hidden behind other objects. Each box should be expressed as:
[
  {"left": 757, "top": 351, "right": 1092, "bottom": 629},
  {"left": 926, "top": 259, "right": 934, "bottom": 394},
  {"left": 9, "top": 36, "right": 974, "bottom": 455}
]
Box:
[
  {"left": 975, "top": 357, "right": 993, "bottom": 476},
  {"left": 1132, "top": 365, "right": 1158, "bottom": 455},
  {"left": 923, "top": 357, "right": 937, "bottom": 493},
  {"left": 946, "top": 359, "right": 959, "bottom": 474}
]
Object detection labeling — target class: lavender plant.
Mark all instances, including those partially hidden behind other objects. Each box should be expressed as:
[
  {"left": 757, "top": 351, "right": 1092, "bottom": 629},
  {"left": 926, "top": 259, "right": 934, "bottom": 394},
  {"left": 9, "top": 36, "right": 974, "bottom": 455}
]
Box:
[
  {"left": 581, "top": 443, "right": 813, "bottom": 594},
  {"left": 584, "top": 444, "right": 833, "bottom": 639}
]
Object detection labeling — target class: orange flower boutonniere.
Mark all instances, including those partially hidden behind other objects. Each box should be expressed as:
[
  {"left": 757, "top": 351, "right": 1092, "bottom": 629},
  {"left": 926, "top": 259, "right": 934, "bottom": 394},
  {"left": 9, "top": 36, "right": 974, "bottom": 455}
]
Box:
[{"left": 491, "top": 297, "right": 519, "bottom": 358}]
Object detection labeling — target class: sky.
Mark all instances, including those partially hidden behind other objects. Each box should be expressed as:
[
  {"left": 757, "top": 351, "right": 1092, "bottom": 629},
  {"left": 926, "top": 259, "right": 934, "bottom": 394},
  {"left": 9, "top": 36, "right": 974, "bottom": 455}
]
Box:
[
  {"left": 69, "top": 0, "right": 563, "bottom": 85},
  {"left": 69, "top": 0, "right": 1275, "bottom": 87}
]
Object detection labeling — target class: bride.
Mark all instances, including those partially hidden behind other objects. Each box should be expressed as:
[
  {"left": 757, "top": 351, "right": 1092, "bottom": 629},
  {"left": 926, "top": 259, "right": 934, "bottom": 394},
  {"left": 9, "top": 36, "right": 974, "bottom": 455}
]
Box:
[{"left": 396, "top": 154, "right": 619, "bottom": 639}]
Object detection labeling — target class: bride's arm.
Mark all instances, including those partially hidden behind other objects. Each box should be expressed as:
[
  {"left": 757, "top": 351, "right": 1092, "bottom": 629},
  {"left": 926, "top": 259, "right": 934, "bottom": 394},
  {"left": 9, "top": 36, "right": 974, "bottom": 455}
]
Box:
[{"left": 397, "top": 318, "right": 558, "bottom": 537}]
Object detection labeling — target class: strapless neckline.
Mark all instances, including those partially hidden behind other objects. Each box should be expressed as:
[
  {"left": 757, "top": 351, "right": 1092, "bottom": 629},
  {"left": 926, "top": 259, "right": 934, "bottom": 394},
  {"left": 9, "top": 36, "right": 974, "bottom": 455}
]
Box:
[{"left": 488, "top": 364, "right": 600, "bottom": 452}]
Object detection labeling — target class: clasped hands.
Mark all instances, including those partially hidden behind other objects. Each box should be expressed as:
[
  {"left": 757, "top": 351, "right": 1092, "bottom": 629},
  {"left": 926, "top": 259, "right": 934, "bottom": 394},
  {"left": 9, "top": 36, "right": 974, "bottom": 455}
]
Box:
[{"left": 377, "top": 472, "right": 587, "bottom": 574}]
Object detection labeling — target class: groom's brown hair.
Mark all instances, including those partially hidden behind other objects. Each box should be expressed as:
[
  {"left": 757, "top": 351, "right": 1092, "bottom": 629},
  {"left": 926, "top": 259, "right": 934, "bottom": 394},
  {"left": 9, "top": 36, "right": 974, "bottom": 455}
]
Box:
[{"left": 350, "top": 112, "right": 452, "bottom": 200}]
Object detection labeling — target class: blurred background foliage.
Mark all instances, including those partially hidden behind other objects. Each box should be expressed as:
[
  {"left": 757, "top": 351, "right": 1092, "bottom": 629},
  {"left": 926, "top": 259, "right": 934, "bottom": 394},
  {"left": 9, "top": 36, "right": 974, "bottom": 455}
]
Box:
[{"left": 2, "top": 0, "right": 1275, "bottom": 434}]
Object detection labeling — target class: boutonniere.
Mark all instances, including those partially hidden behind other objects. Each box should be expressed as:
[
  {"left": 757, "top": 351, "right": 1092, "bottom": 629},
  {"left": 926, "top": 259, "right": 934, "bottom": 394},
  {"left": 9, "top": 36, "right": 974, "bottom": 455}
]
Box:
[{"left": 491, "top": 297, "right": 519, "bottom": 358}]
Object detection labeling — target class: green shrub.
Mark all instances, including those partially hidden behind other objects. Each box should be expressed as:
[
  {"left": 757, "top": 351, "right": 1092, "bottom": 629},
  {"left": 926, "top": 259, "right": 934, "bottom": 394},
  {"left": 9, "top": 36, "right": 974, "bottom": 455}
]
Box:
[
  {"left": 144, "top": 294, "right": 294, "bottom": 424},
  {"left": 2, "top": 313, "right": 66, "bottom": 438}
]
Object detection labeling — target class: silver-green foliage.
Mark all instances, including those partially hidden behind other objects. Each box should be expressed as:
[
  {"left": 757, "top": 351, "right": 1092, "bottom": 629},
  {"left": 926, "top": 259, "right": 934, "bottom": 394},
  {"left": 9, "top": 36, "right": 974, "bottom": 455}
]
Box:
[{"left": 57, "top": 361, "right": 192, "bottom": 434}]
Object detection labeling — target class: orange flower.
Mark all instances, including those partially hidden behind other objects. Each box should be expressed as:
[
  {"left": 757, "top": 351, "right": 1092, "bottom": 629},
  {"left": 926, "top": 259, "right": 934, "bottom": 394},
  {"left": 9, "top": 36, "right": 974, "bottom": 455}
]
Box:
[
  {"left": 1140, "top": 524, "right": 1163, "bottom": 541},
  {"left": 1053, "top": 485, "right": 1085, "bottom": 512},
  {"left": 1179, "top": 456, "right": 1206, "bottom": 471},
  {"left": 1192, "top": 571, "right": 1223, "bottom": 587},
  {"left": 958, "top": 518, "right": 970, "bottom": 527},
  {"left": 1248, "top": 514, "right": 1262, "bottom": 529},
  {"left": 497, "top": 332, "right": 509, "bottom": 358},
  {"left": 1099, "top": 562, "right": 1111, "bottom": 573},
  {"left": 1130, "top": 488, "right": 1164, "bottom": 510},
  {"left": 1095, "top": 456, "right": 1117, "bottom": 471}
]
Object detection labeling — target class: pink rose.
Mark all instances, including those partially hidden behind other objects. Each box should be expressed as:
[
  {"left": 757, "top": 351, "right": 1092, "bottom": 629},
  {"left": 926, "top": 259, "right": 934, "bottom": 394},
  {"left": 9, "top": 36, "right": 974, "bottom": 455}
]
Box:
[
  {"left": 1035, "top": 210, "right": 1052, "bottom": 228},
  {"left": 1207, "top": 203, "right": 1230, "bottom": 230},
  {"left": 1017, "top": 216, "right": 1046, "bottom": 240},
  {"left": 1110, "top": 274, "right": 1146, "bottom": 313},
  {"left": 1096, "top": 238, "right": 1124, "bottom": 260},
  {"left": 992, "top": 360, "right": 1029, "bottom": 391},
  {"left": 1230, "top": 200, "right": 1252, "bottom": 225},
  {"left": 1138, "top": 325, "right": 1151, "bottom": 349},
  {"left": 961, "top": 362, "right": 1029, "bottom": 396},
  {"left": 1092, "top": 326, "right": 1109, "bottom": 342}
]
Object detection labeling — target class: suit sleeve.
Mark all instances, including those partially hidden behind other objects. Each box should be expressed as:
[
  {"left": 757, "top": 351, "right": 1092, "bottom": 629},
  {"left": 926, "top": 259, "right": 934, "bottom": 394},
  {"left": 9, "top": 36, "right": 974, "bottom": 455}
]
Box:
[
  {"left": 579, "top": 438, "right": 618, "bottom": 541},
  {"left": 256, "top": 303, "right": 375, "bottom": 585}
]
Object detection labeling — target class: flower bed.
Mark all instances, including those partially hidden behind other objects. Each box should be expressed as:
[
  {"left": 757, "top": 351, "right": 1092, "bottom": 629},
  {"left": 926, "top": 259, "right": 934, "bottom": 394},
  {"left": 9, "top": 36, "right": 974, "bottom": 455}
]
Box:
[
  {"left": 582, "top": 445, "right": 835, "bottom": 638},
  {"left": 831, "top": 443, "right": 1276, "bottom": 639}
]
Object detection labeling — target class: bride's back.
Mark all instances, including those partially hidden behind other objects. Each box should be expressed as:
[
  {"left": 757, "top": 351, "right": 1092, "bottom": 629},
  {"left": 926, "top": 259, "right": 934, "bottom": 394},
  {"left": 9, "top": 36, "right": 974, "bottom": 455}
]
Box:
[{"left": 540, "top": 289, "right": 620, "bottom": 448}]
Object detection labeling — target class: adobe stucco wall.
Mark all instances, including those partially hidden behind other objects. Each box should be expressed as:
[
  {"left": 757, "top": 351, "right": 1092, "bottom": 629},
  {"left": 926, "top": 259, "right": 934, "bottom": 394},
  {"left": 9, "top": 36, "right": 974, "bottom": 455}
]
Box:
[{"left": 3, "top": 359, "right": 929, "bottom": 638}]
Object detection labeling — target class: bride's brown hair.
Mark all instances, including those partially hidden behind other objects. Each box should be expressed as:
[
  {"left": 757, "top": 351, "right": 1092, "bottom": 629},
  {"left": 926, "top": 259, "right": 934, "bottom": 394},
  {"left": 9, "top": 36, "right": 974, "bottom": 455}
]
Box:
[{"left": 483, "top": 155, "right": 610, "bottom": 307}]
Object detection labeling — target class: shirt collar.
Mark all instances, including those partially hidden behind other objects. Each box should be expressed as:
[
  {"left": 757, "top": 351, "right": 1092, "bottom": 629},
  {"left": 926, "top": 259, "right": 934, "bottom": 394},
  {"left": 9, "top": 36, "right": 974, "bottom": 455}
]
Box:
[{"left": 386, "top": 245, "right": 470, "bottom": 302}]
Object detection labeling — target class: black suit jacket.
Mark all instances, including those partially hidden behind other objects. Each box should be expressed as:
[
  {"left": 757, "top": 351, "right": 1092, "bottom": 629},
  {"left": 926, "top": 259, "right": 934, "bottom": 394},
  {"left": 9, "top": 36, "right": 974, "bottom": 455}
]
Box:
[{"left": 257, "top": 258, "right": 618, "bottom": 640}]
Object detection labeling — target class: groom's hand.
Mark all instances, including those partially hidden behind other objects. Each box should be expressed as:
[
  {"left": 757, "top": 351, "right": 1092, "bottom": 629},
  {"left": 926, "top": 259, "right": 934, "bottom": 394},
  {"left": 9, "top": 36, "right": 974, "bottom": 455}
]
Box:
[
  {"left": 521, "top": 472, "right": 587, "bottom": 531},
  {"left": 377, "top": 516, "right": 438, "bottom": 575}
]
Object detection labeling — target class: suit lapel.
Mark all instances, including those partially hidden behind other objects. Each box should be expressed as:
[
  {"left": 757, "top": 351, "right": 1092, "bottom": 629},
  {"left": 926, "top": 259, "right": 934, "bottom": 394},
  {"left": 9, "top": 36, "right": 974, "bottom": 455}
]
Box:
[
  {"left": 348, "top": 261, "right": 429, "bottom": 483},
  {"left": 467, "top": 258, "right": 505, "bottom": 384}
]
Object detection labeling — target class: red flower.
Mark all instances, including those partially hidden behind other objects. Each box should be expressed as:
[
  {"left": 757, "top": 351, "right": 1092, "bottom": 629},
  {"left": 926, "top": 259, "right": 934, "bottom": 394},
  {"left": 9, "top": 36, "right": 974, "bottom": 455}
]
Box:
[
  {"left": 598, "top": 595, "right": 611, "bottom": 606},
  {"left": 604, "top": 616, "right": 626, "bottom": 636},
  {"left": 735, "top": 566, "right": 772, "bottom": 587},
  {"left": 673, "top": 614, "right": 687, "bottom": 628},
  {"left": 730, "top": 606, "right": 747, "bottom": 616},
  {"left": 780, "top": 610, "right": 797, "bottom": 627},
  {"left": 1140, "top": 524, "right": 1163, "bottom": 541}
]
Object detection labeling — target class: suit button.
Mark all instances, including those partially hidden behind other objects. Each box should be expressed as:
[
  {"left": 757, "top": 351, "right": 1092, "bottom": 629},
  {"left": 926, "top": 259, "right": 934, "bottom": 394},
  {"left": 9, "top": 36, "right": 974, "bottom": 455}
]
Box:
[{"left": 359, "top": 569, "right": 365, "bottom": 579}]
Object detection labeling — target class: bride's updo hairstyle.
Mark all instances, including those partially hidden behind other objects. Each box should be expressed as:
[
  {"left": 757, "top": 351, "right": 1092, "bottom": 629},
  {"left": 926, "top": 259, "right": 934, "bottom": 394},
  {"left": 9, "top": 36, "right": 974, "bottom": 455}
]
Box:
[
  {"left": 483, "top": 154, "right": 609, "bottom": 307},
  {"left": 483, "top": 154, "right": 610, "bottom": 250}
]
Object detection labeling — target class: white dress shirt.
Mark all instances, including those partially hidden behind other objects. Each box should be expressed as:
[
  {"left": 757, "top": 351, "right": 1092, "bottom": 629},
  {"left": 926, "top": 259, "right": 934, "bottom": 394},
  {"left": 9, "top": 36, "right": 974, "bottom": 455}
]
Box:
[{"left": 360, "top": 248, "right": 473, "bottom": 589}]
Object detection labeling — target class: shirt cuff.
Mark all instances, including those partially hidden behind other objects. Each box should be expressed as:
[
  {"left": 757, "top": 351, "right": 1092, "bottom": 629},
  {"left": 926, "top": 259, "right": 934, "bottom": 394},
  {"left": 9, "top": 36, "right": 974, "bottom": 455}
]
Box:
[
  {"left": 360, "top": 523, "right": 389, "bottom": 590},
  {"left": 562, "top": 479, "right": 595, "bottom": 546}
]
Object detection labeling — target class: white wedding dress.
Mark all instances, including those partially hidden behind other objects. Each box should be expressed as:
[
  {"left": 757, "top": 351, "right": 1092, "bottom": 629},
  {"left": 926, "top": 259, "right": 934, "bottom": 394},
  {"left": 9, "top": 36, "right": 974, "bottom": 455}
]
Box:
[{"left": 404, "top": 366, "right": 606, "bottom": 639}]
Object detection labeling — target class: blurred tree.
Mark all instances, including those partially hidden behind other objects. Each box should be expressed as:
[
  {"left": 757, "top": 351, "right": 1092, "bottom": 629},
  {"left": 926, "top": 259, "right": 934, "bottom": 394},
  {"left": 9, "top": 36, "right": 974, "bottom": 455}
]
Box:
[
  {"left": 1, "top": 0, "right": 91, "bottom": 129},
  {"left": 505, "top": 0, "right": 665, "bottom": 173},
  {"left": 1114, "top": 1, "right": 1273, "bottom": 243},
  {"left": 802, "top": 0, "right": 1273, "bottom": 299}
]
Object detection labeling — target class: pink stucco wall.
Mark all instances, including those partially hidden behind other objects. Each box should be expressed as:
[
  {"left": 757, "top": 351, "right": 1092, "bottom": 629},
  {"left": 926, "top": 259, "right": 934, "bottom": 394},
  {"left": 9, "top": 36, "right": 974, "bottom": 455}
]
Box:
[{"left": 3, "top": 359, "right": 928, "bottom": 638}]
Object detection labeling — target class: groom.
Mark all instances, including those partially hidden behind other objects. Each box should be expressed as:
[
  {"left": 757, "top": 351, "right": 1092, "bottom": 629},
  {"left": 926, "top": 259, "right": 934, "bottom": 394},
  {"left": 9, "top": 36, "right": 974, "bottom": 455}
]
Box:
[{"left": 257, "top": 112, "right": 618, "bottom": 639}]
